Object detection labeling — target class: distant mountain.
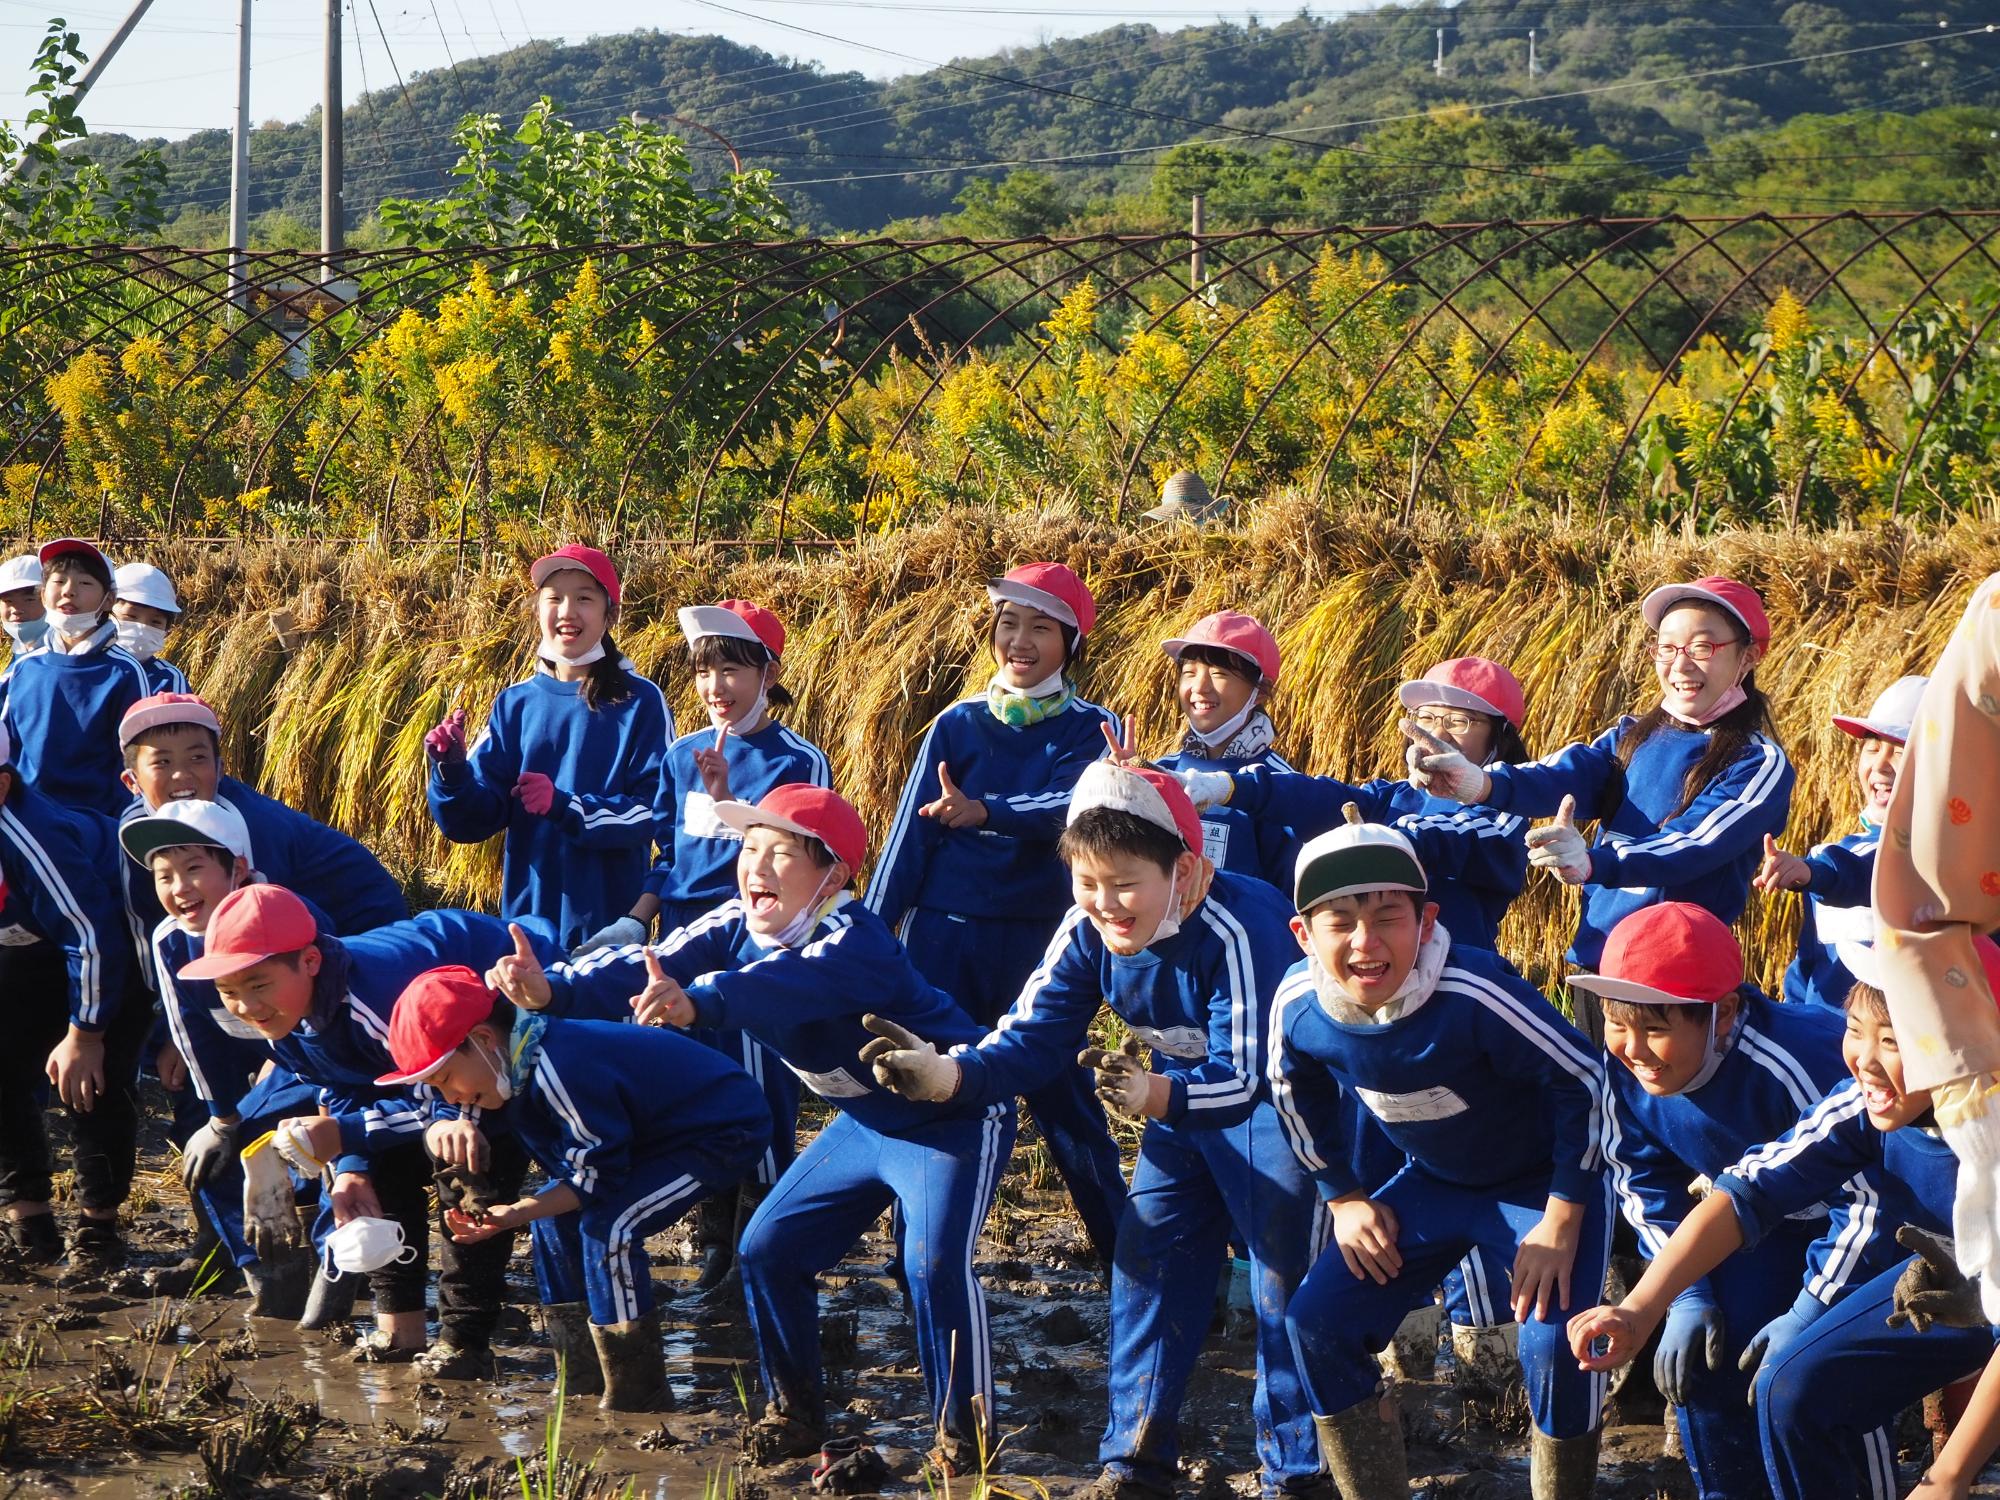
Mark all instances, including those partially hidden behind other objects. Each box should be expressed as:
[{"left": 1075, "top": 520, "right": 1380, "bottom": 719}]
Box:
[{"left": 75, "top": 1, "right": 2000, "bottom": 235}]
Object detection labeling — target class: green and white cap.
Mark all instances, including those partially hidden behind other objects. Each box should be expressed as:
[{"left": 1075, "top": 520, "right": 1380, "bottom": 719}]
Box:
[
  {"left": 1292, "top": 821, "right": 1428, "bottom": 913},
  {"left": 119, "top": 798, "right": 251, "bottom": 868}
]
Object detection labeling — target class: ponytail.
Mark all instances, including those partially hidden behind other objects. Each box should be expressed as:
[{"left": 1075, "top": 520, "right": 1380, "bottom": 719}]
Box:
[
  {"left": 580, "top": 632, "right": 636, "bottom": 711},
  {"left": 1615, "top": 673, "right": 1778, "bottom": 818}
]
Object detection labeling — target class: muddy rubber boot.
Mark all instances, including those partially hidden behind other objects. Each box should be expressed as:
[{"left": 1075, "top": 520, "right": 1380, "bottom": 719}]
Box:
[
  {"left": 1381, "top": 1302, "right": 1442, "bottom": 1382},
  {"left": 1530, "top": 1428, "right": 1601, "bottom": 1500},
  {"left": 1312, "top": 1398, "right": 1407, "bottom": 1500},
  {"left": 6, "top": 1210, "right": 63, "bottom": 1266},
  {"left": 590, "top": 1309, "right": 673, "bottom": 1412},
  {"left": 691, "top": 1193, "right": 736, "bottom": 1292},
  {"left": 1450, "top": 1321, "right": 1520, "bottom": 1392},
  {"left": 244, "top": 1248, "right": 312, "bottom": 1320},
  {"left": 544, "top": 1302, "right": 604, "bottom": 1397},
  {"left": 299, "top": 1268, "right": 359, "bottom": 1330}
]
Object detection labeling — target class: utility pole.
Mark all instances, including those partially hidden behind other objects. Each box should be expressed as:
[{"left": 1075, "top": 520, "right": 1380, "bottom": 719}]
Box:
[
  {"left": 229, "top": 0, "right": 251, "bottom": 307},
  {"left": 1528, "top": 28, "right": 1539, "bottom": 78},
  {"left": 0, "top": 0, "right": 160, "bottom": 187},
  {"left": 322, "top": 0, "right": 344, "bottom": 279},
  {"left": 1189, "top": 193, "right": 1206, "bottom": 288},
  {"left": 1434, "top": 27, "right": 1447, "bottom": 77}
]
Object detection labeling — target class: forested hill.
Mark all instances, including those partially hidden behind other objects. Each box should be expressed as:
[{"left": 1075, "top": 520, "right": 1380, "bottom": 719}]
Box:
[{"left": 79, "top": 1, "right": 2000, "bottom": 235}]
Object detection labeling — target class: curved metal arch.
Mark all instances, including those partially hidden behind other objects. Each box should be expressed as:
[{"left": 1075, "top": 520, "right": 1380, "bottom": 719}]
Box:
[
  {"left": 1822, "top": 212, "right": 2000, "bottom": 417},
  {"left": 1890, "top": 285, "right": 2000, "bottom": 515}
]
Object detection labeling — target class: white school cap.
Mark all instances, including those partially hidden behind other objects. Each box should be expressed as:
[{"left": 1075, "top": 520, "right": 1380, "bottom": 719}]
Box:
[
  {"left": 0, "top": 555, "right": 41, "bottom": 594},
  {"left": 112, "top": 561, "right": 182, "bottom": 615}
]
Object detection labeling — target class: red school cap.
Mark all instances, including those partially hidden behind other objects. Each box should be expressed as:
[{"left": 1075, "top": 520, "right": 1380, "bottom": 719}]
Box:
[
  {"left": 1566, "top": 902, "right": 1744, "bottom": 1007},
  {"left": 119, "top": 691, "right": 223, "bottom": 750},
  {"left": 529, "top": 544, "right": 622, "bottom": 607},
  {"left": 986, "top": 562, "right": 1096, "bottom": 637},
  {"left": 1397, "top": 657, "right": 1526, "bottom": 730},
  {"left": 1641, "top": 575, "right": 1771, "bottom": 650},
  {"left": 1161, "top": 611, "right": 1281, "bottom": 686},
  {"left": 375, "top": 966, "right": 496, "bottom": 1086},
  {"left": 178, "top": 884, "right": 319, "bottom": 982},
  {"left": 714, "top": 784, "right": 868, "bottom": 872},
  {"left": 677, "top": 599, "right": 785, "bottom": 659}
]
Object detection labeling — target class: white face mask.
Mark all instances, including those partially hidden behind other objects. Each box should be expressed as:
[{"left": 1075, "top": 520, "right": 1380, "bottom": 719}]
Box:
[
  {"left": 3, "top": 617, "right": 48, "bottom": 650},
  {"left": 48, "top": 609, "right": 100, "bottom": 639},
  {"left": 115, "top": 620, "right": 167, "bottom": 660},
  {"left": 1190, "top": 691, "right": 1260, "bottom": 751},
  {"left": 476, "top": 1038, "right": 514, "bottom": 1102},
  {"left": 1147, "top": 866, "right": 1185, "bottom": 947},
  {"left": 539, "top": 635, "right": 607, "bottom": 669},
  {"left": 322, "top": 1216, "right": 419, "bottom": 1279},
  {"left": 769, "top": 871, "right": 837, "bottom": 949}
]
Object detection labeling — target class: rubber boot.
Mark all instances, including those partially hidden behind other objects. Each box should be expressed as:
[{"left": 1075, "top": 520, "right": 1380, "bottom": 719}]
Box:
[
  {"left": 1381, "top": 1302, "right": 1441, "bottom": 1382},
  {"left": 1312, "top": 1398, "right": 1407, "bottom": 1500},
  {"left": 299, "top": 1268, "right": 359, "bottom": 1330},
  {"left": 590, "top": 1310, "right": 673, "bottom": 1412},
  {"left": 544, "top": 1302, "right": 604, "bottom": 1397},
  {"left": 1530, "top": 1428, "right": 1601, "bottom": 1500},
  {"left": 691, "top": 1193, "right": 736, "bottom": 1292},
  {"left": 1450, "top": 1321, "right": 1520, "bottom": 1392},
  {"left": 245, "top": 1248, "right": 313, "bottom": 1320}
]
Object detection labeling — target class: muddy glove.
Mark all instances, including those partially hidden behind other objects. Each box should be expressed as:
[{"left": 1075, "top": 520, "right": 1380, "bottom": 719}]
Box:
[
  {"left": 180, "top": 1115, "right": 238, "bottom": 1192},
  {"left": 1079, "top": 1034, "right": 1152, "bottom": 1120},
  {"left": 1401, "top": 720, "right": 1492, "bottom": 804},
  {"left": 425, "top": 708, "right": 467, "bottom": 763},
  {"left": 858, "top": 1014, "right": 961, "bottom": 1102},
  {"left": 434, "top": 1162, "right": 501, "bottom": 1218},
  {"left": 1888, "top": 1224, "right": 1986, "bottom": 1333},
  {"left": 573, "top": 915, "right": 646, "bottom": 958},
  {"left": 1736, "top": 1293, "right": 1823, "bottom": 1399},
  {"left": 1934, "top": 1073, "right": 2000, "bottom": 1321},
  {"left": 241, "top": 1132, "right": 302, "bottom": 1261},
  {"left": 1654, "top": 1294, "right": 1724, "bottom": 1407},
  {"left": 1177, "top": 768, "right": 1234, "bottom": 811},
  {"left": 1526, "top": 795, "right": 1593, "bottom": 884}
]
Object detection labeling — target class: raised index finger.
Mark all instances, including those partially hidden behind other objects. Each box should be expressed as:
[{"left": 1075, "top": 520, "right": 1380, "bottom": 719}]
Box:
[
  {"left": 644, "top": 946, "right": 667, "bottom": 980},
  {"left": 715, "top": 721, "right": 729, "bottom": 752},
  {"left": 1398, "top": 717, "right": 1455, "bottom": 755},
  {"left": 508, "top": 922, "right": 536, "bottom": 961}
]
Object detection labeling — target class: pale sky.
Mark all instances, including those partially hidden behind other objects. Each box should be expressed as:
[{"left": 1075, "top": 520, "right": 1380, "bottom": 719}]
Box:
[{"left": 0, "top": 0, "right": 1371, "bottom": 142}]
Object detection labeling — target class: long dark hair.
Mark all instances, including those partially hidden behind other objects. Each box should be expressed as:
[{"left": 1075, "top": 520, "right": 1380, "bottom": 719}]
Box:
[
  {"left": 690, "top": 633, "right": 794, "bottom": 711},
  {"left": 1490, "top": 718, "right": 1529, "bottom": 766},
  {"left": 1616, "top": 673, "right": 1778, "bottom": 818},
  {"left": 578, "top": 631, "right": 636, "bottom": 711}
]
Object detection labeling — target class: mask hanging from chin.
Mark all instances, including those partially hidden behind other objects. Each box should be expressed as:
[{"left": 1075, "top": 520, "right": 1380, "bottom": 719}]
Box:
[
  {"left": 477, "top": 1039, "right": 514, "bottom": 1102},
  {"left": 3, "top": 617, "right": 48, "bottom": 650},
  {"left": 1146, "top": 867, "right": 1185, "bottom": 947},
  {"left": 770, "top": 871, "right": 837, "bottom": 948},
  {"left": 47, "top": 609, "right": 101, "bottom": 640},
  {"left": 539, "top": 636, "right": 607, "bottom": 669}
]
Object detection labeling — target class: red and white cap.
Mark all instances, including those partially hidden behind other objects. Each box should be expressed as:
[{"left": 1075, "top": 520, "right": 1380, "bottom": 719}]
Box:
[
  {"left": 1397, "top": 657, "right": 1526, "bottom": 729},
  {"left": 1567, "top": 902, "right": 1743, "bottom": 1007},
  {"left": 678, "top": 599, "right": 785, "bottom": 659},
  {"left": 1641, "top": 575, "right": 1771, "bottom": 650},
  {"left": 38, "top": 537, "right": 109, "bottom": 572},
  {"left": 715, "top": 784, "right": 867, "bottom": 871},
  {"left": 1832, "top": 675, "right": 1927, "bottom": 745},
  {"left": 375, "top": 966, "right": 496, "bottom": 1086},
  {"left": 1838, "top": 935, "right": 2000, "bottom": 1001},
  {"left": 119, "top": 691, "right": 223, "bottom": 749},
  {"left": 0, "top": 555, "right": 41, "bottom": 593},
  {"left": 178, "top": 884, "right": 319, "bottom": 981},
  {"left": 529, "top": 544, "right": 622, "bottom": 606},
  {"left": 985, "top": 562, "right": 1096, "bottom": 636},
  {"left": 112, "top": 561, "right": 181, "bottom": 615},
  {"left": 1067, "top": 760, "right": 1203, "bottom": 857},
  {"left": 1161, "top": 611, "right": 1280, "bottom": 685}
]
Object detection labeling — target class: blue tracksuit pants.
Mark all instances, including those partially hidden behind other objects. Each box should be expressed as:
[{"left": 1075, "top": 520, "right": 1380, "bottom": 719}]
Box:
[
  {"left": 532, "top": 1135, "right": 761, "bottom": 1325},
  {"left": 738, "top": 1103, "right": 1015, "bottom": 1448},
  {"left": 194, "top": 1066, "right": 322, "bottom": 1269},
  {"left": 1103, "top": 1104, "right": 1326, "bottom": 1498},
  {"left": 661, "top": 897, "right": 800, "bottom": 1189},
  {"left": 902, "top": 906, "right": 1129, "bottom": 1266},
  {"left": 1759, "top": 1258, "right": 1994, "bottom": 1500},
  {"left": 1286, "top": 1165, "right": 1613, "bottom": 1439}
]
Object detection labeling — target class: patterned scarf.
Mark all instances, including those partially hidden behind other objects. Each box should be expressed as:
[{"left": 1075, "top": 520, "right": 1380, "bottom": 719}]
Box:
[
  {"left": 1180, "top": 709, "right": 1276, "bottom": 762},
  {"left": 986, "top": 674, "right": 1075, "bottom": 729},
  {"left": 507, "top": 1009, "right": 551, "bottom": 1096}
]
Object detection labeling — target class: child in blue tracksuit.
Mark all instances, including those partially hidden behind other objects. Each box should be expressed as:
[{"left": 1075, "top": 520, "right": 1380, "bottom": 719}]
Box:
[
  {"left": 177, "top": 884, "right": 561, "bottom": 1367},
  {"left": 492, "top": 785, "right": 1009, "bottom": 1471},
  {"left": 1150, "top": 610, "right": 1302, "bottom": 889},
  {"left": 1268, "top": 819, "right": 1608, "bottom": 1499},
  {"left": 1572, "top": 938, "right": 2000, "bottom": 1500},
  {"left": 865, "top": 762, "right": 1329, "bottom": 1500},
  {"left": 1756, "top": 676, "right": 1925, "bottom": 1011},
  {"left": 1575, "top": 902, "right": 1848, "bottom": 1499},
  {"left": 426, "top": 544, "right": 672, "bottom": 950},
  {"left": 1186, "top": 655, "right": 1533, "bottom": 955},
  {"left": 1, "top": 538, "right": 150, "bottom": 818},
  {"left": 0, "top": 553, "right": 47, "bottom": 660},
  {"left": 604, "top": 599, "right": 831, "bottom": 1277},
  {"left": 865, "top": 560, "right": 1128, "bottom": 1268},
  {"left": 377, "top": 966, "right": 768, "bottom": 1411},
  {"left": 110, "top": 561, "right": 190, "bottom": 695},
  {"left": 1409, "top": 576, "right": 1793, "bottom": 997},
  {"left": 0, "top": 723, "right": 147, "bottom": 1269}
]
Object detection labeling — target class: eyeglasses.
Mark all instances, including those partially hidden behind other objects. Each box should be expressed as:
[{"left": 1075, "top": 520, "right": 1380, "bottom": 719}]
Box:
[
  {"left": 1411, "top": 709, "right": 1485, "bottom": 736},
  {"left": 1649, "top": 638, "right": 1746, "bottom": 663}
]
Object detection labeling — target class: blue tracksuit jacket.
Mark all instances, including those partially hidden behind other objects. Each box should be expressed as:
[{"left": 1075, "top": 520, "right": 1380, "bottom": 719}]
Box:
[
  {"left": 1267, "top": 942, "right": 1605, "bottom": 1203},
  {"left": 1780, "top": 825, "right": 1878, "bottom": 1011},
  {"left": 139, "top": 656, "right": 189, "bottom": 695},
  {"left": 121, "top": 774, "right": 408, "bottom": 967},
  {"left": 1478, "top": 717, "right": 1794, "bottom": 968},
  {"left": 1152, "top": 747, "right": 1303, "bottom": 890},
  {"left": 546, "top": 895, "right": 991, "bottom": 1135},
  {"left": 0, "top": 780, "right": 131, "bottom": 1030},
  {"left": 948, "top": 869, "right": 1299, "bottom": 1129},
  {"left": 1, "top": 621, "right": 150, "bottom": 817},
  {"left": 1717, "top": 1078, "right": 1958, "bottom": 1306},
  {"left": 428, "top": 667, "right": 674, "bottom": 949},
  {"left": 246, "top": 909, "right": 562, "bottom": 1179},
  {"left": 1228, "top": 764, "right": 1529, "bottom": 953},
  {"left": 865, "top": 692, "right": 1117, "bottom": 928},
  {"left": 643, "top": 719, "right": 831, "bottom": 909}
]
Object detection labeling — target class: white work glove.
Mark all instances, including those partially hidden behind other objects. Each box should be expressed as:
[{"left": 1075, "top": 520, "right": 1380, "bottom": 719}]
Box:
[
  {"left": 1401, "top": 720, "right": 1491, "bottom": 804},
  {"left": 572, "top": 915, "right": 647, "bottom": 958},
  {"left": 241, "top": 1133, "right": 302, "bottom": 1261},
  {"left": 1078, "top": 1035, "right": 1152, "bottom": 1121},
  {"left": 1177, "top": 768, "right": 1234, "bottom": 811},
  {"left": 858, "top": 1014, "right": 961, "bottom": 1102},
  {"left": 1525, "top": 795, "right": 1593, "bottom": 884},
  {"left": 1934, "top": 1074, "right": 2000, "bottom": 1322},
  {"left": 180, "top": 1116, "right": 239, "bottom": 1192}
]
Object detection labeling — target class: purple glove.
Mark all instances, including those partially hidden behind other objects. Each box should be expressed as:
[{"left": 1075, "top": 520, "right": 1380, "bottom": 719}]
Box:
[
  {"left": 512, "top": 771, "right": 558, "bottom": 817},
  {"left": 425, "top": 708, "right": 467, "bottom": 763}
]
